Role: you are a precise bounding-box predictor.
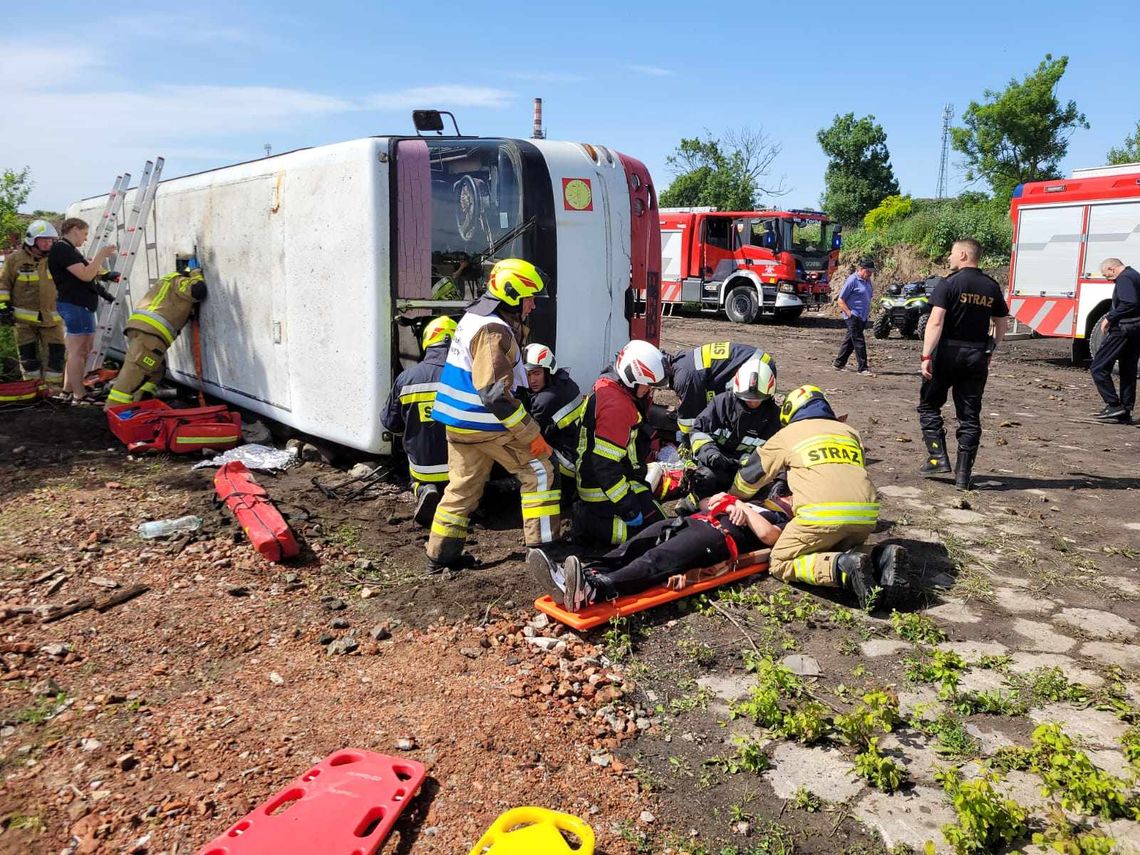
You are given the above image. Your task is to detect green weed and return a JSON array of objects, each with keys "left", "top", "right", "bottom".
[
  {"left": 853, "top": 737, "right": 908, "bottom": 792},
  {"left": 936, "top": 767, "right": 1028, "bottom": 855},
  {"left": 890, "top": 611, "right": 946, "bottom": 645},
  {"left": 792, "top": 786, "right": 823, "bottom": 813}
]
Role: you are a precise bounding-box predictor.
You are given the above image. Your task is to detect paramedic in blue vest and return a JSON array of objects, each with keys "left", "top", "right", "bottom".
[
  {"left": 426, "top": 259, "right": 560, "bottom": 574},
  {"left": 522, "top": 342, "right": 585, "bottom": 511},
  {"left": 383, "top": 316, "right": 457, "bottom": 529}
]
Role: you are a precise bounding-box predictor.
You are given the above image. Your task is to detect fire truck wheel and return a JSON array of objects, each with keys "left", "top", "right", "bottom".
[
  {"left": 1088, "top": 314, "right": 1107, "bottom": 361},
  {"left": 724, "top": 286, "right": 760, "bottom": 325}
]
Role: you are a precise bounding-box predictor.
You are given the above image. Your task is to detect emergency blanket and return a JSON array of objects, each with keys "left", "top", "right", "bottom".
[
  {"left": 0, "top": 379, "right": 46, "bottom": 406},
  {"left": 213, "top": 461, "right": 300, "bottom": 562},
  {"left": 191, "top": 443, "right": 298, "bottom": 472},
  {"left": 535, "top": 548, "right": 770, "bottom": 631},
  {"left": 105, "top": 399, "right": 242, "bottom": 454}
]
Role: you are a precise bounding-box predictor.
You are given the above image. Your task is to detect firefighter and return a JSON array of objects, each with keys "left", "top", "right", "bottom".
[
  {"left": 530, "top": 492, "right": 786, "bottom": 612},
  {"left": 0, "top": 220, "right": 66, "bottom": 390},
  {"left": 426, "top": 258, "right": 559, "bottom": 574},
  {"left": 383, "top": 316, "right": 457, "bottom": 528},
  {"left": 522, "top": 343, "right": 585, "bottom": 507},
  {"left": 106, "top": 266, "right": 208, "bottom": 405},
  {"left": 917, "top": 238, "right": 1009, "bottom": 489},
  {"left": 681, "top": 354, "right": 781, "bottom": 511},
  {"left": 665, "top": 341, "right": 774, "bottom": 435},
  {"left": 574, "top": 339, "right": 668, "bottom": 546},
  {"left": 731, "top": 384, "right": 909, "bottom": 609}
]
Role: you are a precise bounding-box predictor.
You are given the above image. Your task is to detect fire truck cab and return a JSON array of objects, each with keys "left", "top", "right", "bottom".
[
  {"left": 1009, "top": 163, "right": 1140, "bottom": 362},
  {"left": 657, "top": 208, "right": 840, "bottom": 324}
]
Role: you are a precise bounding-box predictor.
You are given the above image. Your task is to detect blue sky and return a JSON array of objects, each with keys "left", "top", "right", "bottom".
[{"left": 5, "top": 0, "right": 1139, "bottom": 213}]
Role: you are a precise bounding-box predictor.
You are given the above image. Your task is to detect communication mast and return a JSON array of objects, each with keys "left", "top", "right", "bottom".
[{"left": 936, "top": 104, "right": 953, "bottom": 199}]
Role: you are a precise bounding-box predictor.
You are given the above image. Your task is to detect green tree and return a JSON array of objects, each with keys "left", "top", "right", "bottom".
[
  {"left": 816, "top": 113, "right": 899, "bottom": 225},
  {"left": 1107, "top": 121, "right": 1140, "bottom": 165},
  {"left": 951, "top": 55, "right": 1088, "bottom": 200},
  {"left": 659, "top": 128, "right": 785, "bottom": 211},
  {"left": 1, "top": 168, "right": 33, "bottom": 248}
]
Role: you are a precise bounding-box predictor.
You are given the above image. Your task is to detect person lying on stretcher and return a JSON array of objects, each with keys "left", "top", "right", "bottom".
[{"left": 527, "top": 493, "right": 787, "bottom": 613}]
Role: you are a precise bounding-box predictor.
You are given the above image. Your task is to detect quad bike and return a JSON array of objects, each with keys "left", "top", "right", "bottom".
[{"left": 872, "top": 276, "right": 940, "bottom": 340}]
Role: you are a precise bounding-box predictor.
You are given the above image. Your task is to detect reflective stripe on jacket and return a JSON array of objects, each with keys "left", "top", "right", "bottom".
[
  {"left": 0, "top": 248, "right": 61, "bottom": 327},
  {"left": 125, "top": 271, "right": 204, "bottom": 344},
  {"left": 382, "top": 344, "right": 449, "bottom": 482}
]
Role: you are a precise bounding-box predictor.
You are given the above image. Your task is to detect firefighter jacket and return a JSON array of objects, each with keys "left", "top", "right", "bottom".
[
  {"left": 125, "top": 270, "right": 207, "bottom": 345},
  {"left": 730, "top": 405, "right": 879, "bottom": 528},
  {"left": 668, "top": 342, "right": 773, "bottom": 432},
  {"left": 0, "top": 248, "right": 61, "bottom": 328},
  {"left": 690, "top": 392, "right": 781, "bottom": 471},
  {"left": 576, "top": 371, "right": 652, "bottom": 520},
  {"left": 382, "top": 343, "right": 449, "bottom": 484},
  {"left": 528, "top": 368, "right": 585, "bottom": 475},
  {"left": 433, "top": 309, "right": 539, "bottom": 443}
]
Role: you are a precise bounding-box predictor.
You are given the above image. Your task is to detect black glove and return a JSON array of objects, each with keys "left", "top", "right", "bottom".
[
  {"left": 0, "top": 304, "right": 12, "bottom": 325},
  {"left": 98, "top": 271, "right": 121, "bottom": 283},
  {"left": 190, "top": 280, "right": 208, "bottom": 301},
  {"left": 698, "top": 446, "right": 737, "bottom": 474},
  {"left": 95, "top": 282, "right": 115, "bottom": 303}
]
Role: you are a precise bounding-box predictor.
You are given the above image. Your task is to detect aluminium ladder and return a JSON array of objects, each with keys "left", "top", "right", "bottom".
[{"left": 86, "top": 158, "right": 164, "bottom": 374}]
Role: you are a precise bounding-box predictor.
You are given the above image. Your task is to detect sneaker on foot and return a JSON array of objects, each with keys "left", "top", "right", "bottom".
[
  {"left": 562, "top": 555, "right": 596, "bottom": 613},
  {"left": 857, "top": 369, "right": 875, "bottom": 377},
  {"left": 526, "top": 548, "right": 564, "bottom": 600},
  {"left": 832, "top": 362, "right": 846, "bottom": 371},
  {"left": 1095, "top": 405, "right": 1129, "bottom": 421}
]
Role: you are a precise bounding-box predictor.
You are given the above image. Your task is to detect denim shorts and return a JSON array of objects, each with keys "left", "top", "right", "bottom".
[{"left": 57, "top": 301, "right": 97, "bottom": 335}]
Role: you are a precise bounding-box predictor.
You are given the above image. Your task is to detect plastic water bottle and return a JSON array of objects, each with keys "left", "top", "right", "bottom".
[{"left": 137, "top": 515, "right": 203, "bottom": 539}]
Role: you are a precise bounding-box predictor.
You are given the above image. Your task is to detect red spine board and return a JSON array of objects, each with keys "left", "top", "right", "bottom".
[{"left": 213, "top": 461, "right": 299, "bottom": 562}]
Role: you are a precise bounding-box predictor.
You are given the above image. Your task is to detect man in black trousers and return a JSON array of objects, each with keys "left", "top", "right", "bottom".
[
  {"left": 1090, "top": 258, "right": 1140, "bottom": 425},
  {"left": 917, "top": 238, "right": 1009, "bottom": 490},
  {"left": 833, "top": 258, "right": 876, "bottom": 376}
]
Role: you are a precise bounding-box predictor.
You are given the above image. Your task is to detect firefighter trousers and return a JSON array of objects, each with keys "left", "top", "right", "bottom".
[
  {"left": 573, "top": 484, "right": 664, "bottom": 547},
  {"left": 15, "top": 323, "right": 65, "bottom": 385},
  {"left": 589, "top": 516, "right": 756, "bottom": 597},
  {"left": 917, "top": 343, "right": 989, "bottom": 453},
  {"left": 769, "top": 518, "right": 875, "bottom": 588},
  {"left": 108, "top": 331, "right": 168, "bottom": 405},
  {"left": 426, "top": 430, "right": 560, "bottom": 563}
]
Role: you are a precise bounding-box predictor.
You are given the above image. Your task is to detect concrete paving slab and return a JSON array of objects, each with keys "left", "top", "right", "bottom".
[
  {"left": 762, "top": 742, "right": 863, "bottom": 803},
  {"left": 993, "top": 586, "right": 1056, "bottom": 616},
  {"left": 1028, "top": 702, "right": 1129, "bottom": 748},
  {"left": 860, "top": 639, "right": 914, "bottom": 658},
  {"left": 878, "top": 731, "right": 947, "bottom": 784},
  {"left": 1010, "top": 618, "right": 1077, "bottom": 653},
  {"left": 957, "top": 669, "right": 1009, "bottom": 694},
  {"left": 937, "top": 640, "right": 1010, "bottom": 660},
  {"left": 696, "top": 673, "right": 753, "bottom": 703},
  {"left": 964, "top": 722, "right": 1016, "bottom": 755},
  {"left": 1054, "top": 607, "right": 1138, "bottom": 640},
  {"left": 1006, "top": 652, "right": 1105, "bottom": 688},
  {"left": 941, "top": 508, "right": 986, "bottom": 525},
  {"left": 854, "top": 785, "right": 955, "bottom": 854},
  {"left": 1081, "top": 641, "right": 1140, "bottom": 671},
  {"left": 898, "top": 685, "right": 947, "bottom": 722},
  {"left": 924, "top": 601, "right": 982, "bottom": 624},
  {"left": 879, "top": 485, "right": 924, "bottom": 499}
]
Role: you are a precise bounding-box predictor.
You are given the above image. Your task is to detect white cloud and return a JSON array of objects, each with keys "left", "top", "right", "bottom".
[
  {"left": 366, "top": 85, "right": 514, "bottom": 111},
  {"left": 627, "top": 64, "right": 674, "bottom": 77},
  {"left": 0, "top": 44, "right": 105, "bottom": 79}
]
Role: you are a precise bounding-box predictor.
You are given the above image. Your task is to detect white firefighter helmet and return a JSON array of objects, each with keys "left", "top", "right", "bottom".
[
  {"left": 523, "top": 343, "right": 556, "bottom": 372},
  {"left": 732, "top": 354, "right": 777, "bottom": 401},
  {"left": 24, "top": 219, "right": 59, "bottom": 246},
  {"left": 615, "top": 339, "right": 667, "bottom": 388}
]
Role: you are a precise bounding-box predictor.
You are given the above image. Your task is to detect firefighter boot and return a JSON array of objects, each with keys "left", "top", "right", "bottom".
[
  {"left": 413, "top": 484, "right": 441, "bottom": 529},
  {"left": 425, "top": 550, "right": 479, "bottom": 576},
  {"left": 919, "top": 430, "right": 952, "bottom": 477},
  {"left": 837, "top": 551, "right": 877, "bottom": 610},
  {"left": 955, "top": 448, "right": 977, "bottom": 491},
  {"left": 673, "top": 494, "right": 700, "bottom": 517},
  {"left": 871, "top": 544, "right": 911, "bottom": 608}
]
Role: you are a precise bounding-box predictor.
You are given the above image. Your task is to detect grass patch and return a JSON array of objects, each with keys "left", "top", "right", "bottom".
[{"left": 890, "top": 611, "right": 946, "bottom": 645}]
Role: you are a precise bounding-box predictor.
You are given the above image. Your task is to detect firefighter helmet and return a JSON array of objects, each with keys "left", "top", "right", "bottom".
[
  {"left": 24, "top": 219, "right": 58, "bottom": 246},
  {"left": 732, "top": 354, "right": 777, "bottom": 401},
  {"left": 779, "top": 384, "right": 828, "bottom": 426},
  {"left": 616, "top": 340, "right": 667, "bottom": 388},
  {"left": 523, "top": 343, "right": 556, "bottom": 371},
  {"left": 486, "top": 258, "right": 546, "bottom": 307},
  {"left": 421, "top": 316, "right": 457, "bottom": 350}
]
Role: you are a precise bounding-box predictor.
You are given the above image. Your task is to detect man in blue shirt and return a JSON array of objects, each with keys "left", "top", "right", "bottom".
[{"left": 833, "top": 258, "right": 876, "bottom": 375}]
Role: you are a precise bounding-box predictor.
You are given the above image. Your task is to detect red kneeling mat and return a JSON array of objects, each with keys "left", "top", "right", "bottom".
[
  {"left": 214, "top": 461, "right": 299, "bottom": 562},
  {"left": 197, "top": 749, "right": 426, "bottom": 855}
]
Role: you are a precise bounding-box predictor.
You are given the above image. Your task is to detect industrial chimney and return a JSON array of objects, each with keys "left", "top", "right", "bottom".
[{"left": 532, "top": 98, "right": 545, "bottom": 139}]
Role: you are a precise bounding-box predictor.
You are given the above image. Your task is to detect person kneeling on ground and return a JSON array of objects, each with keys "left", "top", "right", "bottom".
[
  {"left": 731, "top": 384, "right": 909, "bottom": 609},
  {"left": 530, "top": 492, "right": 785, "bottom": 612}
]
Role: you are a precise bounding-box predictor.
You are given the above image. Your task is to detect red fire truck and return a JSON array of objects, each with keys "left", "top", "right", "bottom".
[
  {"left": 656, "top": 208, "right": 840, "bottom": 324},
  {"left": 1009, "top": 163, "right": 1140, "bottom": 361}
]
